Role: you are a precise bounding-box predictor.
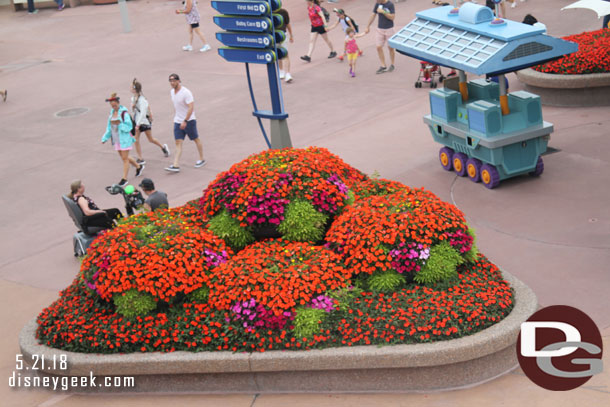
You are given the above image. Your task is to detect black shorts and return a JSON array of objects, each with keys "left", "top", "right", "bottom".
[
  {"left": 138, "top": 124, "right": 151, "bottom": 132},
  {"left": 190, "top": 22, "right": 199, "bottom": 28},
  {"left": 311, "top": 25, "right": 326, "bottom": 34}
]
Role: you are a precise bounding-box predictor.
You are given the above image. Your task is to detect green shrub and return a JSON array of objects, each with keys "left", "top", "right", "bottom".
[
  {"left": 415, "top": 241, "right": 463, "bottom": 285},
  {"left": 327, "top": 287, "right": 361, "bottom": 311},
  {"left": 187, "top": 286, "right": 210, "bottom": 303},
  {"left": 462, "top": 227, "right": 479, "bottom": 264},
  {"left": 113, "top": 289, "right": 157, "bottom": 318},
  {"left": 293, "top": 307, "right": 327, "bottom": 339},
  {"left": 278, "top": 199, "right": 328, "bottom": 242},
  {"left": 345, "top": 190, "right": 355, "bottom": 207},
  {"left": 208, "top": 210, "right": 254, "bottom": 250},
  {"left": 367, "top": 269, "right": 405, "bottom": 293}
]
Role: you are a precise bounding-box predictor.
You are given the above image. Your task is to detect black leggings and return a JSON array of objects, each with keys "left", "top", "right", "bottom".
[{"left": 84, "top": 208, "right": 123, "bottom": 229}]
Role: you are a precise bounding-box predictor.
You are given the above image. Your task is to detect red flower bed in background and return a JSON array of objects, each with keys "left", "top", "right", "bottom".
[{"left": 533, "top": 28, "right": 610, "bottom": 74}]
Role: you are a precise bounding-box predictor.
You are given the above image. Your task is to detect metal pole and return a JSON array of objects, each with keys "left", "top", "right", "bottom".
[
  {"left": 458, "top": 70, "right": 469, "bottom": 102},
  {"left": 498, "top": 73, "right": 510, "bottom": 115},
  {"left": 118, "top": 0, "right": 131, "bottom": 33}
]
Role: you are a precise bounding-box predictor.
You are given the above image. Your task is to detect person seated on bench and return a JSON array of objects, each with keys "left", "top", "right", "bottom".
[{"left": 68, "top": 180, "right": 123, "bottom": 229}]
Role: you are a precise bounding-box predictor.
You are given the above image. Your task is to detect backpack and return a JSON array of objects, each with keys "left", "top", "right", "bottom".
[
  {"left": 321, "top": 6, "right": 330, "bottom": 23},
  {"left": 121, "top": 110, "right": 135, "bottom": 136},
  {"left": 345, "top": 15, "right": 359, "bottom": 33}
]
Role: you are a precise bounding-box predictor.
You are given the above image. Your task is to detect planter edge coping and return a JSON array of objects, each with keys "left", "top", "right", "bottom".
[
  {"left": 19, "top": 269, "right": 536, "bottom": 376},
  {"left": 516, "top": 68, "right": 610, "bottom": 89}
]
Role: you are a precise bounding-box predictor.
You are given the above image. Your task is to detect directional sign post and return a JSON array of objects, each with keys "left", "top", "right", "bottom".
[{"left": 212, "top": 0, "right": 292, "bottom": 149}]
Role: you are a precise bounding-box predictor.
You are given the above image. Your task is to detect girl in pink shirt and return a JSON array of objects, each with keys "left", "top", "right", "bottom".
[{"left": 344, "top": 27, "right": 367, "bottom": 77}]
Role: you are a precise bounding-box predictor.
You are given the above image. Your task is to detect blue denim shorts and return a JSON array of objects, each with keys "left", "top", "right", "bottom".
[{"left": 173, "top": 120, "right": 199, "bottom": 141}]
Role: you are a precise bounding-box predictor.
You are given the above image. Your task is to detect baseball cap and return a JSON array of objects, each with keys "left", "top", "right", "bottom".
[
  {"left": 334, "top": 8, "right": 345, "bottom": 14},
  {"left": 139, "top": 178, "right": 155, "bottom": 190},
  {"left": 169, "top": 73, "right": 180, "bottom": 81}
]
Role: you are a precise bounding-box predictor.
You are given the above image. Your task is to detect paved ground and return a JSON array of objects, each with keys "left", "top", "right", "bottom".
[{"left": 1, "top": 0, "right": 608, "bottom": 405}]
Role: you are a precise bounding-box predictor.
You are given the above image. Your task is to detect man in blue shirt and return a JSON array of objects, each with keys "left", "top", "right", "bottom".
[{"left": 365, "top": 0, "right": 396, "bottom": 74}]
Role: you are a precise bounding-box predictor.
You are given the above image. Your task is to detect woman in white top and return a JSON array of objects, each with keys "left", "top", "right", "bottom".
[{"left": 131, "top": 79, "right": 170, "bottom": 165}]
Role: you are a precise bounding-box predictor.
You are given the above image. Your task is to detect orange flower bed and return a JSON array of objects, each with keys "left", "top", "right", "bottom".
[
  {"left": 325, "top": 187, "right": 471, "bottom": 276},
  {"left": 36, "top": 147, "right": 513, "bottom": 355},
  {"left": 200, "top": 147, "right": 367, "bottom": 227},
  {"left": 81, "top": 210, "right": 233, "bottom": 302},
  {"left": 208, "top": 239, "right": 351, "bottom": 316}
]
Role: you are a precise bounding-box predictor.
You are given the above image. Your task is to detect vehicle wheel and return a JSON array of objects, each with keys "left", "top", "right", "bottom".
[
  {"left": 431, "top": 81, "right": 437, "bottom": 88},
  {"left": 481, "top": 164, "right": 500, "bottom": 189},
  {"left": 466, "top": 158, "right": 482, "bottom": 182},
  {"left": 414, "top": 82, "right": 419, "bottom": 88},
  {"left": 439, "top": 75, "right": 445, "bottom": 83},
  {"left": 453, "top": 152, "right": 468, "bottom": 177},
  {"left": 529, "top": 156, "right": 544, "bottom": 176},
  {"left": 439, "top": 147, "right": 454, "bottom": 171}
]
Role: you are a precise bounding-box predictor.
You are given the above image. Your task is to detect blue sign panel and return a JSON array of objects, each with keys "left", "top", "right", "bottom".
[
  {"left": 211, "top": 1, "right": 270, "bottom": 16},
  {"left": 213, "top": 16, "right": 273, "bottom": 33},
  {"left": 218, "top": 47, "right": 276, "bottom": 64},
  {"left": 216, "top": 32, "right": 274, "bottom": 49}
]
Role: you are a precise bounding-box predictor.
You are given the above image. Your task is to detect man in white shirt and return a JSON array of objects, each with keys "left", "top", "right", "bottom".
[{"left": 165, "top": 73, "right": 206, "bottom": 172}]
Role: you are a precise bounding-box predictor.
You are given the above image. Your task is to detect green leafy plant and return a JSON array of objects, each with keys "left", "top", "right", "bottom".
[
  {"left": 113, "top": 289, "right": 157, "bottom": 318},
  {"left": 187, "top": 286, "right": 210, "bottom": 303},
  {"left": 327, "top": 287, "right": 360, "bottom": 311},
  {"left": 367, "top": 269, "right": 405, "bottom": 293},
  {"left": 345, "top": 190, "right": 355, "bottom": 207},
  {"left": 293, "top": 306, "right": 327, "bottom": 339},
  {"left": 278, "top": 199, "right": 328, "bottom": 242},
  {"left": 208, "top": 210, "right": 254, "bottom": 250},
  {"left": 415, "top": 241, "right": 463, "bottom": 285}
]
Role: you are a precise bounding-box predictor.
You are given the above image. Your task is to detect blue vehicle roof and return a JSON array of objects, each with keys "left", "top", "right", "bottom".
[{"left": 389, "top": 4, "right": 578, "bottom": 76}]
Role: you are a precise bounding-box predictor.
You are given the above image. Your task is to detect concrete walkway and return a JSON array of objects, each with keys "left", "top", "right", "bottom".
[{"left": 1, "top": 0, "right": 608, "bottom": 405}]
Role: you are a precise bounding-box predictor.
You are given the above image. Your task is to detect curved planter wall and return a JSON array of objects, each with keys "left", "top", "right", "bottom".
[
  {"left": 516, "top": 69, "right": 610, "bottom": 107},
  {"left": 19, "top": 270, "right": 537, "bottom": 393}
]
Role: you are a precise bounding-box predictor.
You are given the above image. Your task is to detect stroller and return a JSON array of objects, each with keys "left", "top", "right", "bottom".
[{"left": 415, "top": 61, "right": 444, "bottom": 88}]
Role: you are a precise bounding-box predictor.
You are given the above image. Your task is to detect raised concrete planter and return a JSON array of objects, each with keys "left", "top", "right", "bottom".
[
  {"left": 516, "top": 68, "right": 610, "bottom": 107},
  {"left": 19, "top": 270, "right": 537, "bottom": 393}
]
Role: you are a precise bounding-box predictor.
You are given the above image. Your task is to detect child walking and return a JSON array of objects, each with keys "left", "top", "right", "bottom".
[{"left": 344, "top": 28, "right": 366, "bottom": 77}]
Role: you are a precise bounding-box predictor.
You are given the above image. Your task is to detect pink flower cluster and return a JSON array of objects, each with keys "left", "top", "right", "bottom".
[
  {"left": 327, "top": 174, "right": 348, "bottom": 195},
  {"left": 85, "top": 255, "right": 110, "bottom": 294},
  {"left": 245, "top": 191, "right": 290, "bottom": 225},
  {"left": 446, "top": 229, "right": 473, "bottom": 254},
  {"left": 389, "top": 242, "right": 430, "bottom": 274},
  {"left": 200, "top": 173, "right": 245, "bottom": 213},
  {"left": 203, "top": 248, "right": 229, "bottom": 268},
  {"left": 229, "top": 298, "right": 294, "bottom": 331},
  {"left": 308, "top": 294, "right": 337, "bottom": 313}
]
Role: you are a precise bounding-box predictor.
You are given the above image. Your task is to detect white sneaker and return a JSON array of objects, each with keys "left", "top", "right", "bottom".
[
  {"left": 285, "top": 73, "right": 293, "bottom": 83},
  {"left": 200, "top": 44, "right": 211, "bottom": 52},
  {"left": 195, "top": 159, "right": 207, "bottom": 168},
  {"left": 279, "top": 70, "right": 285, "bottom": 79},
  {"left": 182, "top": 44, "right": 193, "bottom": 51}
]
